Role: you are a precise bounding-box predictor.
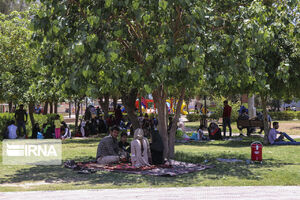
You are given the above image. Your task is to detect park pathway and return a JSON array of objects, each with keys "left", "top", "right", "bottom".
[{"left": 1, "top": 186, "right": 300, "bottom": 200}]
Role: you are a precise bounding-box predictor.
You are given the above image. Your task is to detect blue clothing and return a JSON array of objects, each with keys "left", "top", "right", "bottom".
[{"left": 271, "top": 132, "right": 300, "bottom": 145}]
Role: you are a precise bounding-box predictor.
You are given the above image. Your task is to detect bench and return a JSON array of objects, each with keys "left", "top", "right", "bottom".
[{"left": 237, "top": 119, "right": 264, "bottom": 129}]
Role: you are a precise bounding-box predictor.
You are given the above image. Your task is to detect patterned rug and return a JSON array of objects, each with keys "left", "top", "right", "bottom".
[{"left": 64, "top": 160, "right": 214, "bottom": 176}]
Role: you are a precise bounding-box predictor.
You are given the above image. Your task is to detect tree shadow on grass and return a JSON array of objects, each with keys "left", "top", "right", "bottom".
[
  {"left": 1, "top": 151, "right": 297, "bottom": 187},
  {"left": 0, "top": 156, "right": 199, "bottom": 187},
  {"left": 176, "top": 136, "right": 264, "bottom": 148},
  {"left": 173, "top": 151, "right": 297, "bottom": 181}
]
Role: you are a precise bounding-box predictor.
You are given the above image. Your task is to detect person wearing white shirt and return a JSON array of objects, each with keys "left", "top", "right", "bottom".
[
  {"left": 268, "top": 122, "right": 300, "bottom": 145},
  {"left": 7, "top": 121, "right": 18, "bottom": 139}
]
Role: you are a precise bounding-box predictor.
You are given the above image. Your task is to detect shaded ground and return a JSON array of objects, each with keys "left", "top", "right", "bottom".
[{"left": 1, "top": 135, "right": 300, "bottom": 191}]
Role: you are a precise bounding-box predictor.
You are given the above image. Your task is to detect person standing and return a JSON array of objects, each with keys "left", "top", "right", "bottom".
[
  {"left": 54, "top": 115, "right": 61, "bottom": 139},
  {"left": 222, "top": 100, "right": 232, "bottom": 138},
  {"left": 114, "top": 105, "right": 123, "bottom": 126},
  {"left": 15, "top": 104, "right": 27, "bottom": 138}
]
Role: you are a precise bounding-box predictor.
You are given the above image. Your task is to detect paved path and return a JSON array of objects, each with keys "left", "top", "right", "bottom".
[{"left": 1, "top": 186, "right": 300, "bottom": 200}]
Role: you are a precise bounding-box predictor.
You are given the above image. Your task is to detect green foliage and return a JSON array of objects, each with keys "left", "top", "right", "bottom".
[
  {"left": 210, "top": 98, "right": 240, "bottom": 122},
  {"left": 0, "top": 11, "right": 39, "bottom": 103},
  {"left": 186, "top": 114, "right": 201, "bottom": 122},
  {"left": 269, "top": 111, "right": 299, "bottom": 121},
  {"left": 0, "top": 113, "right": 15, "bottom": 138}
]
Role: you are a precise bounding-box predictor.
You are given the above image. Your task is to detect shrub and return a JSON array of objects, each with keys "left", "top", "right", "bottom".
[
  {"left": 269, "top": 111, "right": 298, "bottom": 120},
  {"left": 186, "top": 114, "right": 201, "bottom": 122}
]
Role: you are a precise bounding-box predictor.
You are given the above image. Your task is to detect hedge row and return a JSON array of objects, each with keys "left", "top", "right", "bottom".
[
  {"left": 269, "top": 111, "right": 300, "bottom": 120},
  {"left": 186, "top": 113, "right": 239, "bottom": 122},
  {"left": 186, "top": 111, "right": 300, "bottom": 122},
  {"left": 0, "top": 113, "right": 64, "bottom": 139}
]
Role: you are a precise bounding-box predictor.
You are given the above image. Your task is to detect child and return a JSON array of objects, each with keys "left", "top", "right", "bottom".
[
  {"left": 197, "top": 125, "right": 207, "bottom": 140},
  {"left": 54, "top": 115, "right": 61, "bottom": 139},
  {"left": 119, "top": 132, "right": 130, "bottom": 159},
  {"left": 61, "top": 121, "right": 72, "bottom": 139}
]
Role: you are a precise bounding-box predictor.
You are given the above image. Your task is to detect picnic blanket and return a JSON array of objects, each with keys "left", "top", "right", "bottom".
[{"left": 64, "top": 160, "right": 214, "bottom": 177}]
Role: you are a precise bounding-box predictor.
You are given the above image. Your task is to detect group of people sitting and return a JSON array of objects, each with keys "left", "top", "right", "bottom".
[
  {"left": 176, "top": 119, "right": 299, "bottom": 145},
  {"left": 96, "top": 126, "right": 164, "bottom": 167},
  {"left": 4, "top": 114, "right": 71, "bottom": 140}
]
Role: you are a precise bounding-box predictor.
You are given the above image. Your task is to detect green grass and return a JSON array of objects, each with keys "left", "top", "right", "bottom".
[
  {"left": 185, "top": 120, "right": 300, "bottom": 135},
  {"left": 0, "top": 136, "right": 300, "bottom": 192}
]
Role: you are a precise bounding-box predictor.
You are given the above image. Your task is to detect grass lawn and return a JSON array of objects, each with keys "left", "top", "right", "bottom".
[
  {"left": 185, "top": 120, "right": 300, "bottom": 135},
  {"left": 0, "top": 136, "right": 300, "bottom": 192}
]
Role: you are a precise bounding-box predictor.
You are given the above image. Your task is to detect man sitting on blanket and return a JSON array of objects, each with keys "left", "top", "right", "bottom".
[
  {"left": 96, "top": 126, "right": 122, "bottom": 164},
  {"left": 268, "top": 122, "right": 300, "bottom": 145}
]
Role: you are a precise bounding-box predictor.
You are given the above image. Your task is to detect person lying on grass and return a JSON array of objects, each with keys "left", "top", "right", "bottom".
[{"left": 268, "top": 122, "right": 300, "bottom": 145}]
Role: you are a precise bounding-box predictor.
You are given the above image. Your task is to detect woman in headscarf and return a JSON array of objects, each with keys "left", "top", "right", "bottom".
[
  {"left": 208, "top": 122, "right": 222, "bottom": 140},
  {"left": 131, "top": 128, "right": 151, "bottom": 167},
  {"left": 150, "top": 130, "right": 164, "bottom": 165}
]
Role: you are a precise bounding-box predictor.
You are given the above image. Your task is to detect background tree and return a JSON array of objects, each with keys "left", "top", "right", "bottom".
[{"left": 204, "top": 1, "right": 300, "bottom": 143}]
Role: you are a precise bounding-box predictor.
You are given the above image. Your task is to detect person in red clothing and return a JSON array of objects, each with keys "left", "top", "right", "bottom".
[{"left": 222, "top": 100, "right": 232, "bottom": 137}]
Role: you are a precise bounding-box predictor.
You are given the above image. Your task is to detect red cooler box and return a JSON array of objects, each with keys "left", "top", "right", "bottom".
[{"left": 251, "top": 141, "right": 263, "bottom": 161}]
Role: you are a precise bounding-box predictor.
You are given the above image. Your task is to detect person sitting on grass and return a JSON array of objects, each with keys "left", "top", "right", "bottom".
[
  {"left": 32, "top": 123, "right": 40, "bottom": 139},
  {"left": 150, "top": 130, "right": 164, "bottom": 165},
  {"left": 118, "top": 131, "right": 130, "bottom": 157},
  {"left": 7, "top": 120, "right": 18, "bottom": 139},
  {"left": 61, "top": 121, "right": 72, "bottom": 139},
  {"left": 197, "top": 125, "right": 208, "bottom": 140},
  {"left": 208, "top": 122, "right": 222, "bottom": 140},
  {"left": 96, "top": 126, "right": 121, "bottom": 165},
  {"left": 131, "top": 128, "right": 151, "bottom": 167},
  {"left": 42, "top": 123, "right": 53, "bottom": 139},
  {"left": 268, "top": 122, "right": 300, "bottom": 145}
]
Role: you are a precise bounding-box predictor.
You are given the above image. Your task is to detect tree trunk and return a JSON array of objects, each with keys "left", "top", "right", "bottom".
[
  {"left": 49, "top": 102, "right": 53, "bottom": 114},
  {"left": 121, "top": 89, "right": 140, "bottom": 130},
  {"left": 153, "top": 85, "right": 168, "bottom": 160},
  {"left": 99, "top": 94, "right": 110, "bottom": 119},
  {"left": 28, "top": 101, "right": 35, "bottom": 138},
  {"left": 69, "top": 101, "right": 72, "bottom": 118},
  {"left": 261, "top": 94, "right": 270, "bottom": 144},
  {"left": 54, "top": 101, "right": 58, "bottom": 113},
  {"left": 8, "top": 101, "right": 12, "bottom": 113},
  {"left": 75, "top": 99, "right": 80, "bottom": 133},
  {"left": 43, "top": 101, "right": 48, "bottom": 115},
  {"left": 169, "top": 87, "right": 185, "bottom": 159}
]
